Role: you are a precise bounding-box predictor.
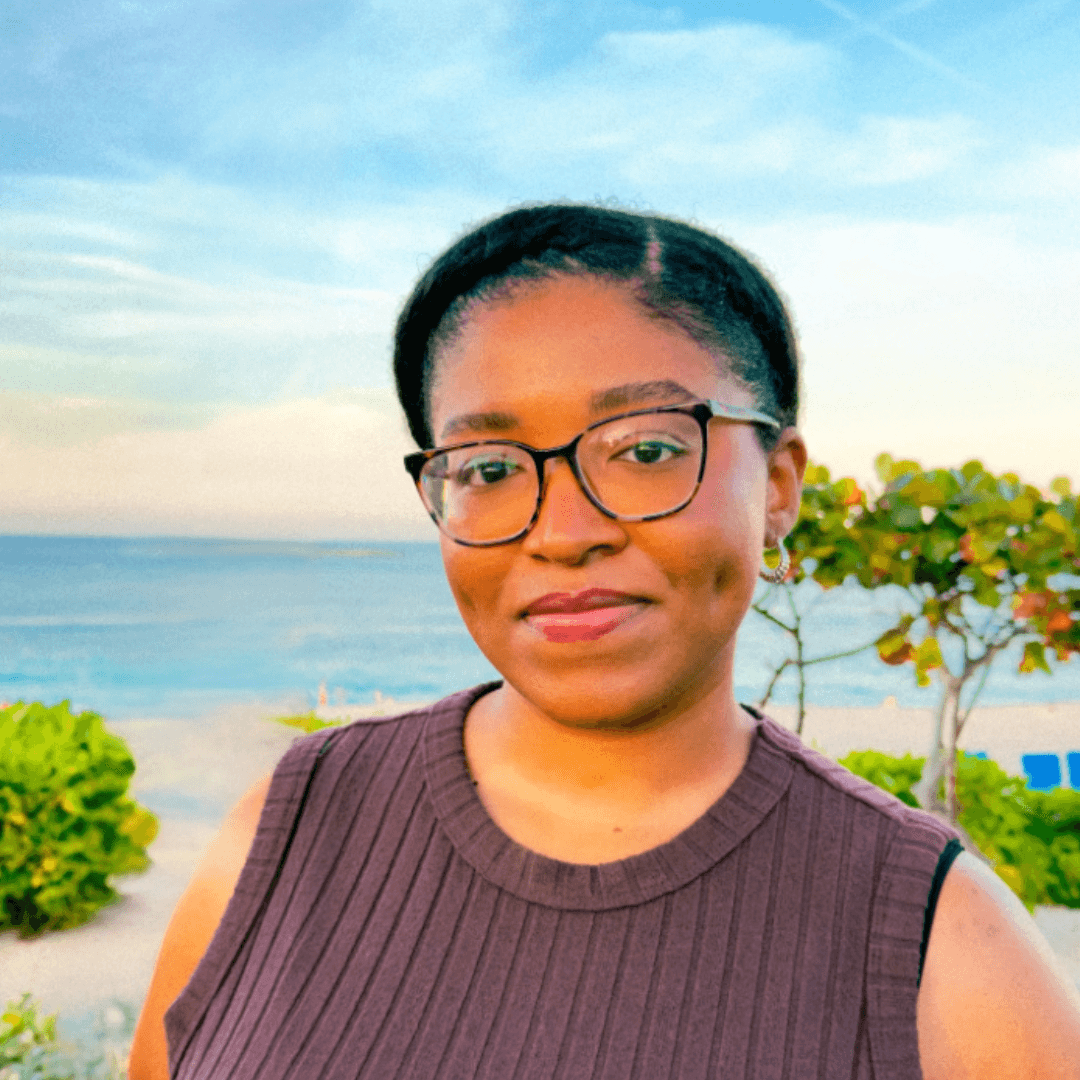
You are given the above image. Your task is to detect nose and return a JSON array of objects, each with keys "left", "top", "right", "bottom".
[{"left": 521, "top": 456, "right": 627, "bottom": 563}]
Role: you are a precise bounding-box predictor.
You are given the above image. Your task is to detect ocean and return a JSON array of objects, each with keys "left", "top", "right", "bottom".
[{"left": 2, "top": 534, "right": 1078, "bottom": 721}]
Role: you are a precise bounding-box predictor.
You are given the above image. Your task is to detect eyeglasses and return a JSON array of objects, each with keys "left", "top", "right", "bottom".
[{"left": 404, "top": 400, "right": 780, "bottom": 547}]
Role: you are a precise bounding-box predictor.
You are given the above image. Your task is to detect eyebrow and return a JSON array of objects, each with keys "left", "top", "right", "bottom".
[
  {"left": 439, "top": 380, "right": 697, "bottom": 442},
  {"left": 589, "top": 380, "right": 696, "bottom": 411},
  {"left": 439, "top": 410, "right": 521, "bottom": 440}
]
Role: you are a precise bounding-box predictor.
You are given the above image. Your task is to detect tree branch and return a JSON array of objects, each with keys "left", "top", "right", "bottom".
[
  {"left": 955, "top": 659, "right": 994, "bottom": 741},
  {"left": 802, "top": 640, "right": 878, "bottom": 665},
  {"left": 751, "top": 603, "right": 797, "bottom": 635},
  {"left": 757, "top": 658, "right": 793, "bottom": 711}
]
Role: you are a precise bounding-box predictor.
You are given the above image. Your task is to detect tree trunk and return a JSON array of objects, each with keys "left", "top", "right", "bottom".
[
  {"left": 914, "top": 679, "right": 950, "bottom": 813},
  {"left": 943, "top": 675, "right": 963, "bottom": 822},
  {"left": 914, "top": 676, "right": 964, "bottom": 821}
]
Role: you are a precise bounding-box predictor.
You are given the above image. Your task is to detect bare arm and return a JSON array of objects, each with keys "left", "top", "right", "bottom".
[
  {"left": 128, "top": 774, "right": 272, "bottom": 1080},
  {"left": 917, "top": 851, "right": 1080, "bottom": 1079}
]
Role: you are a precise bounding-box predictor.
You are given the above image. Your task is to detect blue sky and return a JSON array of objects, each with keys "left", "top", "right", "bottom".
[{"left": 2, "top": 0, "right": 1078, "bottom": 538}]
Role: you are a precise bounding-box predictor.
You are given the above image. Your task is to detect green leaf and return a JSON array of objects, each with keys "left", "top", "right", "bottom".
[
  {"left": 119, "top": 806, "right": 159, "bottom": 848},
  {"left": 271, "top": 710, "right": 342, "bottom": 734},
  {"left": 927, "top": 532, "right": 958, "bottom": 564},
  {"left": 876, "top": 623, "right": 914, "bottom": 666},
  {"left": 1007, "top": 494, "right": 1037, "bottom": 523},
  {"left": 882, "top": 458, "right": 922, "bottom": 486},
  {"left": 890, "top": 504, "right": 922, "bottom": 530},
  {"left": 916, "top": 637, "right": 944, "bottom": 670},
  {"left": 901, "top": 476, "right": 948, "bottom": 507},
  {"left": 873, "top": 452, "right": 894, "bottom": 483},
  {"left": 1020, "top": 641, "right": 1052, "bottom": 675},
  {"left": 1041, "top": 509, "right": 1071, "bottom": 534}
]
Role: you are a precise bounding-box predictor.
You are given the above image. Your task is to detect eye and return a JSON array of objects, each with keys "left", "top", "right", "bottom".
[
  {"left": 616, "top": 439, "right": 688, "bottom": 465},
  {"left": 455, "top": 453, "right": 522, "bottom": 486}
]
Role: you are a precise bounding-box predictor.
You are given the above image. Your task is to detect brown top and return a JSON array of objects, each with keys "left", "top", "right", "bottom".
[{"left": 165, "top": 682, "right": 960, "bottom": 1078}]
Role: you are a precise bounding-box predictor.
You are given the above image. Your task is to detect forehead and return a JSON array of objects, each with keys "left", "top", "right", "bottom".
[{"left": 429, "top": 275, "right": 745, "bottom": 443}]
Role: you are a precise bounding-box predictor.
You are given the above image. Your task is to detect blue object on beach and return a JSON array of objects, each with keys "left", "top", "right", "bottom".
[
  {"left": 1067, "top": 752, "right": 1080, "bottom": 789},
  {"left": 1022, "top": 753, "right": 1062, "bottom": 791},
  {"left": 969, "top": 751, "right": 988, "bottom": 760}
]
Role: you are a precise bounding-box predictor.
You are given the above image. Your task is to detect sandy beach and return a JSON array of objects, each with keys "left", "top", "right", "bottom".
[{"left": 2, "top": 696, "right": 1078, "bottom": 1039}]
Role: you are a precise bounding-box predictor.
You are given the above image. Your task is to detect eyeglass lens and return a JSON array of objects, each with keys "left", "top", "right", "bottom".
[{"left": 418, "top": 410, "right": 704, "bottom": 543}]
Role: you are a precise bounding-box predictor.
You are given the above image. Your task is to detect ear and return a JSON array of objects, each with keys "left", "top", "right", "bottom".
[{"left": 764, "top": 427, "right": 807, "bottom": 546}]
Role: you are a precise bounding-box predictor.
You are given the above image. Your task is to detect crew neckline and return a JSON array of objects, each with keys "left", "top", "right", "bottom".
[{"left": 422, "top": 682, "right": 796, "bottom": 911}]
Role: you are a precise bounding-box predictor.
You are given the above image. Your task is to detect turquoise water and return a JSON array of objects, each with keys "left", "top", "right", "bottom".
[{"left": 1, "top": 535, "right": 1077, "bottom": 720}]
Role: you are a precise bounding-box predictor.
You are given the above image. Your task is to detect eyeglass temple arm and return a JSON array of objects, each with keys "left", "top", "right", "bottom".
[{"left": 703, "top": 400, "right": 781, "bottom": 429}]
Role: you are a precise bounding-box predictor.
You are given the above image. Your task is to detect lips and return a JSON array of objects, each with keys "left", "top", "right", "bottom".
[{"left": 522, "top": 588, "right": 648, "bottom": 643}]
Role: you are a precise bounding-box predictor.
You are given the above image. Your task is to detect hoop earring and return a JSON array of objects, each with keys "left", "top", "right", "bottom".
[{"left": 759, "top": 542, "right": 790, "bottom": 584}]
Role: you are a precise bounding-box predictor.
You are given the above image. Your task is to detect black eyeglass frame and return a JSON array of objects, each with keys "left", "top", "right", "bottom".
[{"left": 403, "top": 400, "right": 782, "bottom": 547}]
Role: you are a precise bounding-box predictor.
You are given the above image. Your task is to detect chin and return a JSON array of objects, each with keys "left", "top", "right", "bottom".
[{"left": 506, "top": 661, "right": 719, "bottom": 733}]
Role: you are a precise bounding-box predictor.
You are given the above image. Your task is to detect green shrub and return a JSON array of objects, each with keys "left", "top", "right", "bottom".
[
  {"left": 1024, "top": 788, "right": 1080, "bottom": 908},
  {"left": 839, "top": 747, "right": 1080, "bottom": 911},
  {"left": 1, "top": 993, "right": 63, "bottom": 1078},
  {"left": 270, "top": 710, "right": 342, "bottom": 735},
  {"left": 950, "top": 754, "right": 1064, "bottom": 910},
  {"left": 834, "top": 749, "right": 923, "bottom": 807},
  {"left": 1, "top": 994, "right": 131, "bottom": 1079},
  {"left": 0, "top": 702, "right": 158, "bottom": 937}
]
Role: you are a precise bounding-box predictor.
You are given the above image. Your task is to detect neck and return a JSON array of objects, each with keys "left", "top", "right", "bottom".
[{"left": 464, "top": 675, "right": 757, "bottom": 818}]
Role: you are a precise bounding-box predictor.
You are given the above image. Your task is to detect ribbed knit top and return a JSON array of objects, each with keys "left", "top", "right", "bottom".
[{"left": 165, "top": 682, "right": 961, "bottom": 1079}]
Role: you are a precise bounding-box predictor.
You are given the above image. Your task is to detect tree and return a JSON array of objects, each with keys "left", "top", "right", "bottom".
[
  {"left": 794, "top": 457, "right": 1079, "bottom": 821},
  {"left": 750, "top": 464, "right": 882, "bottom": 734}
]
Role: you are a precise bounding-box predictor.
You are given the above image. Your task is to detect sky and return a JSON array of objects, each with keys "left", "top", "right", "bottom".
[{"left": 2, "top": 0, "right": 1078, "bottom": 540}]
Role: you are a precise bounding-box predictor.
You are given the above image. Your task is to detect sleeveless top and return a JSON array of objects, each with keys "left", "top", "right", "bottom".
[{"left": 165, "top": 683, "right": 962, "bottom": 1079}]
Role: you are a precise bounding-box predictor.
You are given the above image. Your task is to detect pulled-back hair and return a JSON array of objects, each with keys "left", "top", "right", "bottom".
[{"left": 393, "top": 204, "right": 800, "bottom": 451}]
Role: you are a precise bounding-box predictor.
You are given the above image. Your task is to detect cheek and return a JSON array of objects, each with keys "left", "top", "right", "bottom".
[
  {"left": 439, "top": 538, "right": 477, "bottom": 613},
  {"left": 439, "top": 538, "right": 507, "bottom": 628},
  {"left": 658, "top": 461, "right": 767, "bottom": 598},
  {"left": 653, "top": 522, "right": 754, "bottom": 602}
]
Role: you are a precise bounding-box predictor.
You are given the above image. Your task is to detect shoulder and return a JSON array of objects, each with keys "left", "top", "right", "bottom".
[
  {"left": 918, "top": 851, "right": 1080, "bottom": 1079},
  {"left": 129, "top": 774, "right": 273, "bottom": 1080},
  {"left": 752, "top": 716, "right": 1080, "bottom": 1076},
  {"left": 755, "top": 715, "right": 956, "bottom": 843},
  {"left": 130, "top": 692, "right": 468, "bottom": 1080},
  {"left": 301, "top": 687, "right": 482, "bottom": 764}
]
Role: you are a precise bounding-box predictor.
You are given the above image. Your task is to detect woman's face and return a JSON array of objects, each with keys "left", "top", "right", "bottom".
[{"left": 428, "top": 274, "right": 805, "bottom": 731}]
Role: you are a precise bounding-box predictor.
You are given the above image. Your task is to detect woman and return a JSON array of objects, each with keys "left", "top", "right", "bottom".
[{"left": 131, "top": 205, "right": 1080, "bottom": 1079}]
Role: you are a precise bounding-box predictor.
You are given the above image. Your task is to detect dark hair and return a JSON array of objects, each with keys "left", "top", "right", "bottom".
[{"left": 393, "top": 204, "right": 800, "bottom": 451}]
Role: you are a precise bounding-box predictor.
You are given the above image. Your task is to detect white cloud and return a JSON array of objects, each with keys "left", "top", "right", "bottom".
[
  {"left": 1, "top": 214, "right": 148, "bottom": 249},
  {"left": 195, "top": 0, "right": 519, "bottom": 154},
  {"left": 725, "top": 215, "right": 1080, "bottom": 486},
  {"left": 0, "top": 391, "right": 218, "bottom": 447},
  {"left": 0, "top": 390, "right": 437, "bottom": 540},
  {"left": 135, "top": 13, "right": 981, "bottom": 195},
  {"left": 814, "top": 114, "right": 979, "bottom": 185},
  {"left": 609, "top": 113, "right": 976, "bottom": 188},
  {"left": 480, "top": 25, "right": 824, "bottom": 162},
  {"left": 1, "top": 174, "right": 483, "bottom": 284},
  {"left": 0, "top": 226, "right": 407, "bottom": 396},
  {"left": 456, "top": 23, "right": 980, "bottom": 193},
  {"left": 0, "top": 174, "right": 493, "bottom": 406},
  {"left": 989, "top": 144, "right": 1080, "bottom": 202}
]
